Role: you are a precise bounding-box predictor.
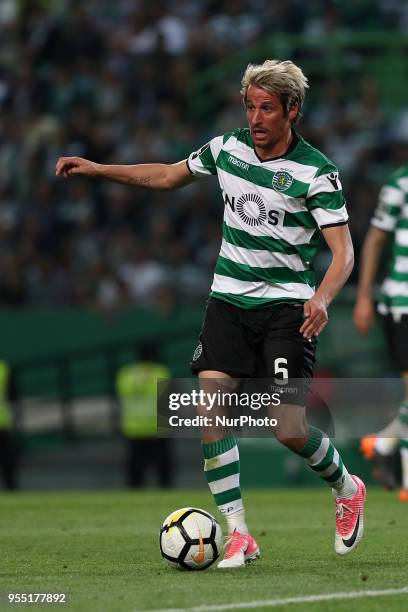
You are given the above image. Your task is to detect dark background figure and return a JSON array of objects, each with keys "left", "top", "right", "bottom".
[
  {"left": 0, "top": 361, "right": 18, "bottom": 490},
  {"left": 116, "top": 343, "right": 173, "bottom": 488}
]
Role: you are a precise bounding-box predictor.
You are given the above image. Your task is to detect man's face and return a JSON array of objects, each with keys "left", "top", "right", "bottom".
[{"left": 245, "top": 85, "right": 298, "bottom": 154}]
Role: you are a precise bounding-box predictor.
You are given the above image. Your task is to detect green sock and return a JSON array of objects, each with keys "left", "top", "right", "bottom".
[
  {"left": 202, "top": 436, "right": 247, "bottom": 533},
  {"left": 297, "top": 426, "right": 357, "bottom": 498}
]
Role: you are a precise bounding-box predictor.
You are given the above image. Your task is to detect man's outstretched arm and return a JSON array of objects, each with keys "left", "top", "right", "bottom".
[{"left": 55, "top": 157, "right": 196, "bottom": 191}]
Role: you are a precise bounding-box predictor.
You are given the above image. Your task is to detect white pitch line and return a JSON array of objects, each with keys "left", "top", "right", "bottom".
[{"left": 144, "top": 586, "right": 408, "bottom": 612}]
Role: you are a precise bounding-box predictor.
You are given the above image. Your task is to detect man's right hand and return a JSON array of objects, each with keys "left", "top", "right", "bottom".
[
  {"left": 56, "top": 156, "right": 100, "bottom": 178},
  {"left": 353, "top": 295, "right": 375, "bottom": 335}
]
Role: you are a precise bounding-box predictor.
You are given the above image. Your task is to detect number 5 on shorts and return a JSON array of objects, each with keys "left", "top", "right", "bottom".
[{"left": 274, "top": 357, "right": 288, "bottom": 385}]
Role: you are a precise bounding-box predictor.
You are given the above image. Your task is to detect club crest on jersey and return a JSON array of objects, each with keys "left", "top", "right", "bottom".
[
  {"left": 272, "top": 169, "right": 293, "bottom": 192},
  {"left": 192, "top": 342, "right": 202, "bottom": 361},
  {"left": 236, "top": 193, "right": 267, "bottom": 227}
]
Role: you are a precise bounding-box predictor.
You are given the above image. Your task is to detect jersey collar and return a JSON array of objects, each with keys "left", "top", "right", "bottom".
[{"left": 252, "top": 129, "right": 300, "bottom": 163}]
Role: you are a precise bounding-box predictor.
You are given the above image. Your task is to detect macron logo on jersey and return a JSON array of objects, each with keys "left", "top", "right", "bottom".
[{"left": 228, "top": 155, "right": 249, "bottom": 172}]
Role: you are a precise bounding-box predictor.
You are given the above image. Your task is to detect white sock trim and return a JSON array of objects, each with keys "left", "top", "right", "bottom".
[
  {"left": 225, "top": 507, "right": 248, "bottom": 535},
  {"left": 332, "top": 473, "right": 358, "bottom": 499}
]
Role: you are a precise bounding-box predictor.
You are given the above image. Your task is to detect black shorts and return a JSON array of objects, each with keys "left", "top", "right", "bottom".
[
  {"left": 381, "top": 313, "right": 408, "bottom": 372},
  {"left": 190, "top": 297, "right": 317, "bottom": 381}
]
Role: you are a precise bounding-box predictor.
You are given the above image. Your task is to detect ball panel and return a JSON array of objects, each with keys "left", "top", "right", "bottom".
[
  {"left": 159, "top": 523, "right": 187, "bottom": 558},
  {"left": 184, "top": 542, "right": 218, "bottom": 570},
  {"left": 181, "top": 511, "right": 214, "bottom": 540}
]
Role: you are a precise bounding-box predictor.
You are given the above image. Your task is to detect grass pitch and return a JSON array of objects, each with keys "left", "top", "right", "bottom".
[{"left": 0, "top": 488, "right": 407, "bottom": 611}]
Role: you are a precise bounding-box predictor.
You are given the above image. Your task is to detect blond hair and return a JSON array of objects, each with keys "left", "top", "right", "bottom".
[{"left": 241, "top": 59, "right": 309, "bottom": 123}]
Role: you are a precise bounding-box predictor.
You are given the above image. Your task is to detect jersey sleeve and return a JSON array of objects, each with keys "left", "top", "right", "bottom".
[
  {"left": 371, "top": 174, "right": 404, "bottom": 232},
  {"left": 187, "top": 136, "right": 223, "bottom": 178},
  {"left": 306, "top": 163, "right": 348, "bottom": 229}
]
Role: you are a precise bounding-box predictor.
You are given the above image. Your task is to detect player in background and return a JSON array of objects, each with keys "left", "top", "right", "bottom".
[
  {"left": 56, "top": 59, "right": 366, "bottom": 567},
  {"left": 353, "top": 166, "right": 408, "bottom": 501}
]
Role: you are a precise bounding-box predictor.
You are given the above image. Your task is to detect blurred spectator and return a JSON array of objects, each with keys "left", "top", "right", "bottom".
[
  {"left": 118, "top": 244, "right": 167, "bottom": 305},
  {"left": 89, "top": 258, "right": 131, "bottom": 314},
  {"left": 0, "top": 253, "right": 25, "bottom": 307}
]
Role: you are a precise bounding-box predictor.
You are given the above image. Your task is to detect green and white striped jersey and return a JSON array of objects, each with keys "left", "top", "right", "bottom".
[
  {"left": 371, "top": 165, "right": 408, "bottom": 316},
  {"left": 187, "top": 128, "right": 348, "bottom": 309}
]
